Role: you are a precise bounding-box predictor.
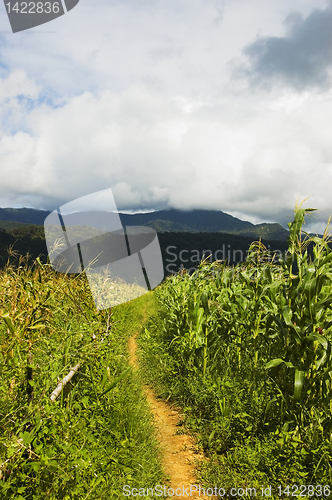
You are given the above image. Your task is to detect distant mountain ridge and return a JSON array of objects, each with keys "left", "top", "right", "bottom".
[
  {"left": 0, "top": 207, "right": 290, "bottom": 241},
  {"left": 119, "top": 210, "right": 290, "bottom": 241},
  {"left": 0, "top": 207, "right": 50, "bottom": 225}
]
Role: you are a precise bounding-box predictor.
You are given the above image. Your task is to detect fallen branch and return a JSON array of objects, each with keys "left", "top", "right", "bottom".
[{"left": 50, "top": 363, "right": 81, "bottom": 402}]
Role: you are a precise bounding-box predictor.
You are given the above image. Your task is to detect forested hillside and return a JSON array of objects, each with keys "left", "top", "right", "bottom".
[
  {"left": 0, "top": 223, "right": 291, "bottom": 275},
  {"left": 0, "top": 207, "right": 290, "bottom": 239}
]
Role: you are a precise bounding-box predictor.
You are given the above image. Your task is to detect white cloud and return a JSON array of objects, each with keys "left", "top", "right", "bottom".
[
  {"left": 0, "top": 0, "right": 328, "bottom": 97},
  {"left": 0, "top": 78, "right": 331, "bottom": 231},
  {"left": 0, "top": 0, "right": 331, "bottom": 233},
  {"left": 0, "top": 70, "right": 39, "bottom": 103}
]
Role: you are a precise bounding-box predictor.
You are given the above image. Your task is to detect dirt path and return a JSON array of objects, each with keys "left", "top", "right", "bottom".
[{"left": 128, "top": 301, "right": 216, "bottom": 499}]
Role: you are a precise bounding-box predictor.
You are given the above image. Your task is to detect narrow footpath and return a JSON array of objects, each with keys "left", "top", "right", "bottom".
[{"left": 128, "top": 301, "right": 216, "bottom": 500}]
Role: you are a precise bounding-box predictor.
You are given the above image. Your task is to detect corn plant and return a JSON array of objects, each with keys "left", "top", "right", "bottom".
[{"left": 153, "top": 202, "right": 332, "bottom": 484}]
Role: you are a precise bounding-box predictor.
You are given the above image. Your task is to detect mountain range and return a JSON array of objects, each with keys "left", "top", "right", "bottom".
[{"left": 0, "top": 207, "right": 290, "bottom": 241}]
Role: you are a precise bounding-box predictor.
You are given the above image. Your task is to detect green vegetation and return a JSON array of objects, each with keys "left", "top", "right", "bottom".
[
  {"left": 0, "top": 258, "right": 164, "bottom": 499},
  {"left": 138, "top": 202, "right": 332, "bottom": 497},
  {"left": 2, "top": 201, "right": 332, "bottom": 499},
  {"left": 0, "top": 221, "right": 34, "bottom": 232},
  {"left": 0, "top": 208, "right": 50, "bottom": 226},
  {"left": 0, "top": 225, "right": 47, "bottom": 269},
  {"left": 0, "top": 206, "right": 290, "bottom": 239},
  {"left": 232, "top": 222, "right": 291, "bottom": 241},
  {"left": 0, "top": 219, "right": 291, "bottom": 275}
]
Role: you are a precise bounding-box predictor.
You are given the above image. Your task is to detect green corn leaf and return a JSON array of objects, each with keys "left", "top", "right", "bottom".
[
  {"left": 306, "top": 333, "right": 331, "bottom": 369},
  {"left": 314, "top": 294, "right": 332, "bottom": 311},
  {"left": 324, "top": 320, "right": 332, "bottom": 330},
  {"left": 317, "top": 251, "right": 332, "bottom": 268},
  {"left": 310, "top": 236, "right": 329, "bottom": 248},
  {"left": 261, "top": 281, "right": 281, "bottom": 300},
  {"left": 35, "top": 256, "right": 44, "bottom": 268},
  {"left": 240, "top": 271, "right": 251, "bottom": 286},
  {"left": 315, "top": 273, "right": 328, "bottom": 296},
  {"left": 265, "top": 358, "right": 294, "bottom": 370},
  {"left": 306, "top": 333, "right": 329, "bottom": 349},
  {"left": 100, "top": 366, "right": 133, "bottom": 396},
  {"left": 1, "top": 313, "right": 16, "bottom": 335},
  {"left": 288, "top": 209, "right": 305, "bottom": 243},
  {"left": 200, "top": 292, "right": 209, "bottom": 314},
  {"left": 193, "top": 306, "right": 205, "bottom": 334},
  {"left": 268, "top": 314, "right": 288, "bottom": 341},
  {"left": 294, "top": 369, "right": 305, "bottom": 403},
  {"left": 282, "top": 306, "right": 293, "bottom": 326}
]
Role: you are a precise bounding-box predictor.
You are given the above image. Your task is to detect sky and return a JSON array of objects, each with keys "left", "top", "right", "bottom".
[{"left": 0, "top": 0, "right": 332, "bottom": 232}]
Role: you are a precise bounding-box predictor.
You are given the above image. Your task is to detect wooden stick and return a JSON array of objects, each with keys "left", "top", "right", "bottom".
[{"left": 50, "top": 363, "right": 81, "bottom": 402}]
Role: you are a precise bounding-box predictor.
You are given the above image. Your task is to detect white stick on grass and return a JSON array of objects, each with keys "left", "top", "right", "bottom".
[{"left": 50, "top": 363, "right": 81, "bottom": 402}]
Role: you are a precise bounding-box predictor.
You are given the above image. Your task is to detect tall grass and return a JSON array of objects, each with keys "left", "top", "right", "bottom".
[{"left": 0, "top": 256, "right": 164, "bottom": 499}]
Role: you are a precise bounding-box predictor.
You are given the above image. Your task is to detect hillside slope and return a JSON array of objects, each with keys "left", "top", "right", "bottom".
[{"left": 0, "top": 207, "right": 290, "bottom": 240}]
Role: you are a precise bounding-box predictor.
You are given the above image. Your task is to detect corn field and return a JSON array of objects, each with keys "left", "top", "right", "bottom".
[{"left": 152, "top": 203, "right": 332, "bottom": 485}]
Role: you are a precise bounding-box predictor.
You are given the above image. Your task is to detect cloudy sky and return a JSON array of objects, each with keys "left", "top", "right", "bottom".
[{"left": 0, "top": 0, "right": 331, "bottom": 232}]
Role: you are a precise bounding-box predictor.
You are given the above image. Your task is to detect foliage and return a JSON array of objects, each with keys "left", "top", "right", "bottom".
[
  {"left": 138, "top": 202, "right": 332, "bottom": 495},
  {"left": 0, "top": 258, "right": 163, "bottom": 499}
]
